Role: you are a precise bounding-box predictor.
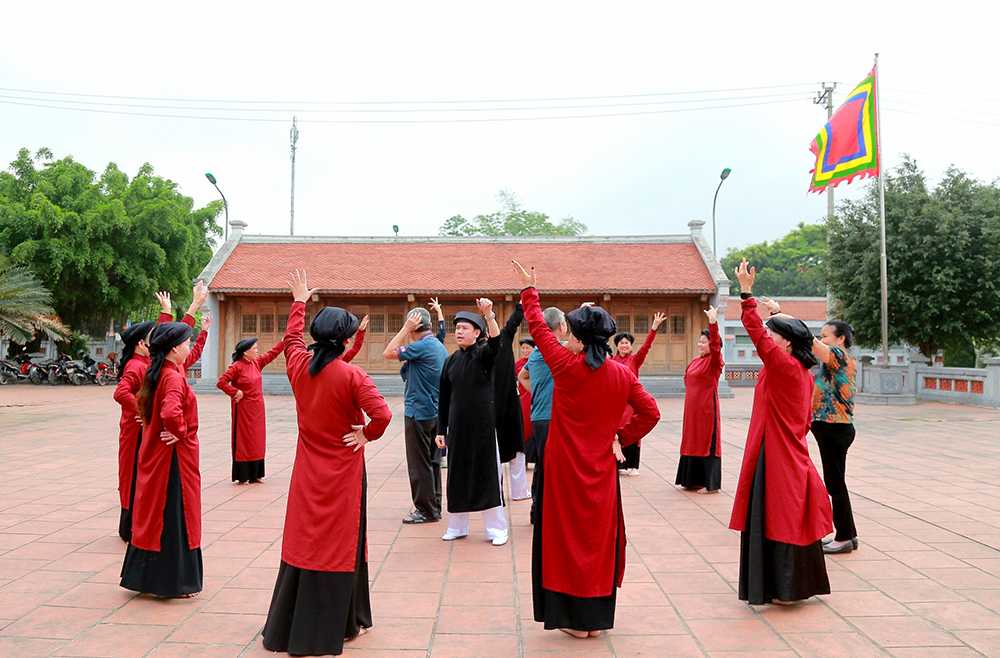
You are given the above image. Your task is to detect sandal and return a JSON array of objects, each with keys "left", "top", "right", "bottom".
[{"left": 402, "top": 510, "right": 439, "bottom": 524}]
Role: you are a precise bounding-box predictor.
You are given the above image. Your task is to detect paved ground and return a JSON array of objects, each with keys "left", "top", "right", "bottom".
[{"left": 2, "top": 385, "right": 1000, "bottom": 658}]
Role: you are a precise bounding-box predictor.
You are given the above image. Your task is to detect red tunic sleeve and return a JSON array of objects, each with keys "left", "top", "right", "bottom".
[
  {"left": 342, "top": 330, "right": 364, "bottom": 364},
  {"left": 520, "top": 287, "right": 574, "bottom": 376},
  {"left": 618, "top": 375, "right": 661, "bottom": 447},
  {"left": 283, "top": 301, "right": 310, "bottom": 379},
  {"left": 709, "top": 322, "right": 723, "bottom": 372},
  {"left": 157, "top": 312, "right": 174, "bottom": 324},
  {"left": 114, "top": 363, "right": 142, "bottom": 415},
  {"left": 632, "top": 328, "right": 657, "bottom": 371},
  {"left": 256, "top": 339, "right": 285, "bottom": 371},
  {"left": 217, "top": 360, "right": 241, "bottom": 397},
  {"left": 741, "top": 297, "right": 781, "bottom": 368},
  {"left": 184, "top": 328, "right": 206, "bottom": 371},
  {"left": 355, "top": 370, "right": 392, "bottom": 441},
  {"left": 180, "top": 314, "right": 195, "bottom": 328}
]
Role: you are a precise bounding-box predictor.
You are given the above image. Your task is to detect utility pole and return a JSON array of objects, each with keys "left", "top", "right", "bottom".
[
  {"left": 289, "top": 115, "right": 299, "bottom": 236},
  {"left": 814, "top": 83, "right": 837, "bottom": 219}
]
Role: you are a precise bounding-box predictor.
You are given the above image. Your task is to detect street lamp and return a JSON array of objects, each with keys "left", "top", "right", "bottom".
[
  {"left": 712, "top": 167, "right": 732, "bottom": 257},
  {"left": 205, "top": 173, "right": 230, "bottom": 242}
]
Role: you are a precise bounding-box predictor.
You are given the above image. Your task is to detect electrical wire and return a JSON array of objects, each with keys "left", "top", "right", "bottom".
[
  {"left": 0, "top": 83, "right": 818, "bottom": 106},
  {"left": 0, "top": 96, "right": 812, "bottom": 124},
  {"left": 883, "top": 87, "right": 1000, "bottom": 104},
  {"left": 880, "top": 98, "right": 1000, "bottom": 118},
  {"left": 881, "top": 104, "right": 1000, "bottom": 128}
]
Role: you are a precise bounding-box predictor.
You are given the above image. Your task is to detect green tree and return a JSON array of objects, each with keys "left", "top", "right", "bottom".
[
  {"left": 0, "top": 251, "right": 69, "bottom": 344},
  {"left": 721, "top": 222, "right": 827, "bottom": 296},
  {"left": 0, "top": 148, "right": 222, "bottom": 328},
  {"left": 440, "top": 189, "right": 587, "bottom": 237},
  {"left": 826, "top": 156, "right": 1000, "bottom": 357}
]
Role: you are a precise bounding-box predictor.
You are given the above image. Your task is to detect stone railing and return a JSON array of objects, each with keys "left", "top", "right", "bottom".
[{"left": 858, "top": 354, "right": 1000, "bottom": 408}]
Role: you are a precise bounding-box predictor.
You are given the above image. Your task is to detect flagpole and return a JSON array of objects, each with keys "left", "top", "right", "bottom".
[{"left": 874, "top": 53, "right": 890, "bottom": 367}]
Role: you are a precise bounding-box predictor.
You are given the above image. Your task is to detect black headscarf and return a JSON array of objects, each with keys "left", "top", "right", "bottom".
[
  {"left": 519, "top": 337, "right": 535, "bottom": 347},
  {"left": 613, "top": 332, "right": 635, "bottom": 347},
  {"left": 765, "top": 316, "right": 818, "bottom": 368},
  {"left": 307, "top": 306, "right": 359, "bottom": 377},
  {"left": 146, "top": 321, "right": 193, "bottom": 394},
  {"left": 565, "top": 305, "right": 617, "bottom": 370},
  {"left": 119, "top": 320, "right": 155, "bottom": 372},
  {"left": 454, "top": 311, "right": 486, "bottom": 338},
  {"left": 232, "top": 337, "right": 258, "bottom": 362}
]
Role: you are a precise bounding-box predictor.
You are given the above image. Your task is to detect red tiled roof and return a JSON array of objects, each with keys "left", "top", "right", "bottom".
[
  {"left": 756, "top": 299, "right": 829, "bottom": 322},
  {"left": 208, "top": 239, "right": 717, "bottom": 294}
]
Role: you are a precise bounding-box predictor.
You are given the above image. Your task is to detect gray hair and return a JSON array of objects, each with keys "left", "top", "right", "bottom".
[
  {"left": 542, "top": 307, "right": 565, "bottom": 331},
  {"left": 408, "top": 307, "right": 432, "bottom": 332}
]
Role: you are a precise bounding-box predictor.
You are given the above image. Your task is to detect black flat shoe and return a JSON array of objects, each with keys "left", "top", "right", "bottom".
[
  {"left": 823, "top": 536, "right": 859, "bottom": 549},
  {"left": 823, "top": 541, "right": 853, "bottom": 554}
]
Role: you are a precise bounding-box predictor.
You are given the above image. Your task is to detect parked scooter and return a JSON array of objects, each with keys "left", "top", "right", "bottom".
[
  {"left": 0, "top": 349, "right": 46, "bottom": 385},
  {"left": 77, "top": 350, "right": 110, "bottom": 386}
]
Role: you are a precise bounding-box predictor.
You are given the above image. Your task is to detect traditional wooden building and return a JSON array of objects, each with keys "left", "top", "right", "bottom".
[{"left": 196, "top": 219, "right": 731, "bottom": 395}]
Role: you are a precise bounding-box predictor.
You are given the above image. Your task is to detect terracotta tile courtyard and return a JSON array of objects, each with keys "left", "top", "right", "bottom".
[{"left": 2, "top": 384, "right": 1000, "bottom": 657}]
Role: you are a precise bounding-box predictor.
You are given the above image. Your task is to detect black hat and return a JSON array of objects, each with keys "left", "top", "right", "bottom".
[
  {"left": 148, "top": 322, "right": 192, "bottom": 354},
  {"left": 232, "top": 337, "right": 258, "bottom": 362},
  {"left": 613, "top": 332, "right": 635, "bottom": 347},
  {"left": 307, "top": 307, "right": 359, "bottom": 377},
  {"left": 519, "top": 337, "right": 535, "bottom": 347},
  {"left": 565, "top": 305, "right": 617, "bottom": 370},
  {"left": 454, "top": 311, "right": 486, "bottom": 336},
  {"left": 119, "top": 320, "right": 156, "bottom": 371},
  {"left": 765, "top": 316, "right": 818, "bottom": 368}
]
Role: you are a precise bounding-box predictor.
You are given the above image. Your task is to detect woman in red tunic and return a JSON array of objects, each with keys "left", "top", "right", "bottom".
[
  {"left": 262, "top": 270, "right": 391, "bottom": 656},
  {"left": 676, "top": 306, "right": 724, "bottom": 493},
  {"left": 513, "top": 261, "right": 660, "bottom": 638},
  {"left": 120, "top": 321, "right": 203, "bottom": 598},
  {"left": 611, "top": 312, "right": 665, "bottom": 475},
  {"left": 114, "top": 288, "right": 209, "bottom": 542},
  {"left": 217, "top": 337, "right": 285, "bottom": 484},
  {"left": 516, "top": 337, "right": 536, "bottom": 464},
  {"left": 728, "top": 259, "right": 832, "bottom": 605}
]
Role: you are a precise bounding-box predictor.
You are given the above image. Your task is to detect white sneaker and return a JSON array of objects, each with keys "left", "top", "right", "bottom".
[
  {"left": 442, "top": 530, "right": 468, "bottom": 541},
  {"left": 491, "top": 535, "right": 509, "bottom": 546}
]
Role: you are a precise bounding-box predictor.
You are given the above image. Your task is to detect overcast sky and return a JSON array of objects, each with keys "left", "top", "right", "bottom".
[{"left": 1, "top": 2, "right": 995, "bottom": 256}]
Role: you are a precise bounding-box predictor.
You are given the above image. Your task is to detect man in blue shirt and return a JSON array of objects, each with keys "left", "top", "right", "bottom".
[
  {"left": 517, "top": 306, "right": 567, "bottom": 524},
  {"left": 384, "top": 307, "right": 449, "bottom": 524}
]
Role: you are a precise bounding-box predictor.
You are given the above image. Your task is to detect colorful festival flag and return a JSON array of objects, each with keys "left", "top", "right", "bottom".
[{"left": 808, "top": 67, "right": 879, "bottom": 193}]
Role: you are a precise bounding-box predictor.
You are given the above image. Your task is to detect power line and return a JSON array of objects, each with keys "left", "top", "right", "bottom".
[
  {"left": 0, "top": 96, "right": 811, "bottom": 124},
  {"left": 0, "top": 83, "right": 818, "bottom": 107},
  {"left": 881, "top": 105, "right": 1000, "bottom": 128},
  {"left": 880, "top": 97, "right": 1000, "bottom": 118},
  {"left": 883, "top": 87, "right": 1000, "bottom": 104}
]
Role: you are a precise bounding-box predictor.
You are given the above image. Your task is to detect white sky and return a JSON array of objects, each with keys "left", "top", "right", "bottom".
[{"left": 1, "top": 2, "right": 995, "bottom": 256}]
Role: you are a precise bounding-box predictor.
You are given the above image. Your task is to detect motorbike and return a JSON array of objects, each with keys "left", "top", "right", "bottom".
[
  {"left": 0, "top": 349, "right": 46, "bottom": 385},
  {"left": 77, "top": 350, "right": 110, "bottom": 386},
  {"left": 46, "top": 354, "right": 73, "bottom": 385}
]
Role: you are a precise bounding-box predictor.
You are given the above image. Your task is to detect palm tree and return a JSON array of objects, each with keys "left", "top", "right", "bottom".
[{"left": 0, "top": 253, "right": 69, "bottom": 344}]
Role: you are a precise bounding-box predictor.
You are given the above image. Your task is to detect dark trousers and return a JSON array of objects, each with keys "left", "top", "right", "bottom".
[
  {"left": 812, "top": 421, "right": 857, "bottom": 542},
  {"left": 529, "top": 420, "right": 550, "bottom": 523},
  {"left": 404, "top": 416, "right": 442, "bottom": 520}
]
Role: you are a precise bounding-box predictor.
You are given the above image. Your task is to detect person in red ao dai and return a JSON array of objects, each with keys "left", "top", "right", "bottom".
[
  {"left": 262, "top": 270, "right": 391, "bottom": 656},
  {"left": 217, "top": 336, "right": 285, "bottom": 484},
  {"left": 676, "top": 306, "right": 724, "bottom": 493},
  {"left": 729, "top": 258, "right": 833, "bottom": 605},
  {"left": 513, "top": 260, "right": 660, "bottom": 638}
]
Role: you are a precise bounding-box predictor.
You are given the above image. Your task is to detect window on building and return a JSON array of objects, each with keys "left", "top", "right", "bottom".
[
  {"left": 896, "top": 356, "right": 904, "bottom": 363},
  {"left": 738, "top": 350, "right": 745, "bottom": 358},
  {"left": 633, "top": 314, "right": 649, "bottom": 334},
  {"left": 615, "top": 315, "right": 630, "bottom": 333},
  {"left": 670, "top": 315, "right": 685, "bottom": 335},
  {"left": 241, "top": 314, "right": 257, "bottom": 334},
  {"left": 387, "top": 313, "right": 403, "bottom": 334},
  {"left": 446, "top": 314, "right": 456, "bottom": 332},
  {"left": 370, "top": 315, "right": 386, "bottom": 334},
  {"left": 752, "top": 350, "right": 757, "bottom": 358},
  {"left": 277, "top": 315, "right": 288, "bottom": 333},
  {"left": 260, "top": 314, "right": 275, "bottom": 334}
]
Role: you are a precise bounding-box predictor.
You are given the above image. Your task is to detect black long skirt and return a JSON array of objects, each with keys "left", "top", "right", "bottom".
[
  {"left": 532, "top": 460, "right": 618, "bottom": 631},
  {"left": 675, "top": 415, "right": 722, "bottom": 491},
  {"left": 233, "top": 459, "right": 265, "bottom": 483},
  {"left": 738, "top": 443, "right": 830, "bottom": 605},
  {"left": 262, "top": 472, "right": 372, "bottom": 656},
  {"left": 119, "top": 425, "right": 144, "bottom": 542},
  {"left": 120, "top": 451, "right": 204, "bottom": 597},
  {"left": 617, "top": 443, "right": 641, "bottom": 470}
]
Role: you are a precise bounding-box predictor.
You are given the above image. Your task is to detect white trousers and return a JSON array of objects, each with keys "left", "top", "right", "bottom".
[
  {"left": 447, "top": 439, "right": 509, "bottom": 540},
  {"left": 508, "top": 452, "right": 529, "bottom": 500}
]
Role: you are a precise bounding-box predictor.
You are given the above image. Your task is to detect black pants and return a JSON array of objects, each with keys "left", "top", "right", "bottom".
[
  {"left": 529, "top": 420, "right": 550, "bottom": 524},
  {"left": 404, "top": 416, "right": 442, "bottom": 520},
  {"left": 812, "top": 421, "right": 857, "bottom": 542}
]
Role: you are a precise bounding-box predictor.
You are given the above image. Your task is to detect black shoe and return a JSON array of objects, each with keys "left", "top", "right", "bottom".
[
  {"left": 402, "top": 510, "right": 439, "bottom": 524},
  {"left": 823, "top": 535, "right": 859, "bottom": 548},
  {"left": 823, "top": 540, "right": 853, "bottom": 554}
]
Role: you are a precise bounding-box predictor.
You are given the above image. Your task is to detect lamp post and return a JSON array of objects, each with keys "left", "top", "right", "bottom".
[
  {"left": 205, "top": 173, "right": 229, "bottom": 241},
  {"left": 711, "top": 168, "right": 732, "bottom": 257}
]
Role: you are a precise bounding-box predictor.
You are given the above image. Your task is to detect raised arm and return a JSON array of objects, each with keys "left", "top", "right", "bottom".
[
  {"left": 705, "top": 306, "right": 724, "bottom": 373},
  {"left": 183, "top": 314, "right": 210, "bottom": 371},
  {"left": 618, "top": 374, "right": 661, "bottom": 447},
  {"left": 513, "top": 261, "right": 574, "bottom": 376},
  {"left": 383, "top": 312, "right": 424, "bottom": 361},
  {"left": 284, "top": 269, "right": 318, "bottom": 375},
  {"left": 342, "top": 329, "right": 365, "bottom": 363},
  {"left": 501, "top": 303, "right": 524, "bottom": 342},
  {"left": 184, "top": 280, "right": 209, "bottom": 320},
  {"left": 155, "top": 291, "right": 173, "bottom": 324},
  {"left": 634, "top": 312, "right": 666, "bottom": 370},
  {"left": 256, "top": 339, "right": 286, "bottom": 370},
  {"left": 734, "top": 259, "right": 780, "bottom": 367},
  {"left": 216, "top": 360, "right": 241, "bottom": 397}
]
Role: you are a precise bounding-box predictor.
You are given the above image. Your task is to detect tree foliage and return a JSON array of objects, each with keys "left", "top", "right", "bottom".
[
  {"left": 0, "top": 251, "right": 69, "bottom": 344},
  {"left": 721, "top": 222, "right": 827, "bottom": 296},
  {"left": 440, "top": 189, "right": 587, "bottom": 237},
  {"left": 0, "top": 148, "right": 222, "bottom": 328},
  {"left": 827, "top": 156, "right": 1000, "bottom": 357}
]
